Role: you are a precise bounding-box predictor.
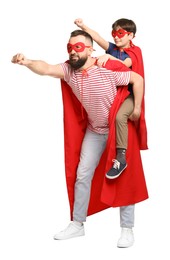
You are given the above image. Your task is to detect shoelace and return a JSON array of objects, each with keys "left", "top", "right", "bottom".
[{"left": 112, "top": 159, "right": 120, "bottom": 169}]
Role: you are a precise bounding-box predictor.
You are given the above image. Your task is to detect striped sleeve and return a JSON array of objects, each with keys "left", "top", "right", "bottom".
[{"left": 113, "top": 71, "right": 131, "bottom": 86}]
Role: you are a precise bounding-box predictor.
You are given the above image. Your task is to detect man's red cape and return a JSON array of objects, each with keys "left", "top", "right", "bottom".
[{"left": 60, "top": 57, "right": 148, "bottom": 220}]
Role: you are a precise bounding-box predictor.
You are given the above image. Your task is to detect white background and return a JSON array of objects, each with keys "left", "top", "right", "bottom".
[{"left": 0, "top": 0, "right": 169, "bottom": 259}]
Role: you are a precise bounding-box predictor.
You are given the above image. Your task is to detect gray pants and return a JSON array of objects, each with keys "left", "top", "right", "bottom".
[{"left": 73, "top": 129, "right": 135, "bottom": 228}]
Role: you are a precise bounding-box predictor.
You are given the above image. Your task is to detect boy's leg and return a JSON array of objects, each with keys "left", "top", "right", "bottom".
[
  {"left": 116, "top": 95, "right": 134, "bottom": 153},
  {"left": 117, "top": 204, "right": 135, "bottom": 248},
  {"left": 106, "top": 95, "right": 134, "bottom": 179}
]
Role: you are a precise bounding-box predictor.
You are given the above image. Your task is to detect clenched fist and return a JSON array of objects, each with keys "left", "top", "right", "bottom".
[{"left": 11, "top": 53, "right": 29, "bottom": 65}]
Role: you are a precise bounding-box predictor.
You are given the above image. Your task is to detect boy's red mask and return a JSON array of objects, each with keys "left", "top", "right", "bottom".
[{"left": 112, "top": 29, "right": 130, "bottom": 38}]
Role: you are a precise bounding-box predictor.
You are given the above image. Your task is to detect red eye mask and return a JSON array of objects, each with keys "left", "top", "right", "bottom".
[
  {"left": 111, "top": 29, "right": 130, "bottom": 38},
  {"left": 67, "top": 42, "right": 91, "bottom": 53}
]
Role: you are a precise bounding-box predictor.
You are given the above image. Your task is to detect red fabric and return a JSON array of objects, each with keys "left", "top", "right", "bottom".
[
  {"left": 61, "top": 59, "right": 148, "bottom": 220},
  {"left": 124, "top": 45, "right": 148, "bottom": 150}
]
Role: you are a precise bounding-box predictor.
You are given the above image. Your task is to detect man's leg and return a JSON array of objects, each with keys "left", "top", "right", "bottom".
[
  {"left": 117, "top": 205, "right": 135, "bottom": 248},
  {"left": 73, "top": 129, "right": 107, "bottom": 222},
  {"left": 54, "top": 129, "right": 107, "bottom": 240}
]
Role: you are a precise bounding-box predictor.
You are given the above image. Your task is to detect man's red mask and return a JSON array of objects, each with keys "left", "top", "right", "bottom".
[{"left": 67, "top": 42, "right": 91, "bottom": 53}]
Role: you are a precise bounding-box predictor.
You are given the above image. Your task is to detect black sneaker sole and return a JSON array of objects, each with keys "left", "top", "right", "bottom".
[{"left": 105, "top": 164, "right": 127, "bottom": 180}]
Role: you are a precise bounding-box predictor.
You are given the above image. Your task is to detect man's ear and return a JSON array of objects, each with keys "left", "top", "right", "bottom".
[{"left": 88, "top": 47, "right": 95, "bottom": 55}]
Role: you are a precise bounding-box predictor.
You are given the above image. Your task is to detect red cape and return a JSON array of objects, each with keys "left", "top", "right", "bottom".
[
  {"left": 124, "top": 44, "right": 148, "bottom": 150},
  {"left": 61, "top": 59, "right": 148, "bottom": 220}
]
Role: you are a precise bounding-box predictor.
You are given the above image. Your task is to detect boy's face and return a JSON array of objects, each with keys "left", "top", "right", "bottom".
[{"left": 112, "top": 26, "right": 133, "bottom": 48}]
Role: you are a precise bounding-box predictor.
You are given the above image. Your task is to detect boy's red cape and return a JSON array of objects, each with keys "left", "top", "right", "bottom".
[
  {"left": 124, "top": 44, "right": 148, "bottom": 150},
  {"left": 61, "top": 48, "right": 148, "bottom": 219}
]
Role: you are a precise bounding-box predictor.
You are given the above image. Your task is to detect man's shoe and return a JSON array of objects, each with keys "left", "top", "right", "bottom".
[
  {"left": 106, "top": 159, "right": 127, "bottom": 179},
  {"left": 53, "top": 222, "right": 85, "bottom": 240},
  {"left": 117, "top": 227, "right": 134, "bottom": 248}
]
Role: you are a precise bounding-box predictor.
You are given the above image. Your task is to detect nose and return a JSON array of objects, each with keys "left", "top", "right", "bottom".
[{"left": 70, "top": 49, "right": 76, "bottom": 54}]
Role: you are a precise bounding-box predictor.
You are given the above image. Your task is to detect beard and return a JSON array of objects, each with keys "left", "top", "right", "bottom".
[{"left": 69, "top": 55, "right": 87, "bottom": 70}]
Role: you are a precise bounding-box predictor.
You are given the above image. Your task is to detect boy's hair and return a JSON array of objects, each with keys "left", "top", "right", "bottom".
[
  {"left": 70, "top": 30, "right": 93, "bottom": 45},
  {"left": 112, "top": 18, "right": 137, "bottom": 35}
]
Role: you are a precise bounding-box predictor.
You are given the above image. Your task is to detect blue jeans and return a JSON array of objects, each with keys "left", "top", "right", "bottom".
[{"left": 73, "top": 129, "right": 135, "bottom": 227}]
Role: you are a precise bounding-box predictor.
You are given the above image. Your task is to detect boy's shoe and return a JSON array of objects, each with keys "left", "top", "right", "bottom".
[
  {"left": 117, "top": 227, "right": 134, "bottom": 248},
  {"left": 105, "top": 159, "right": 127, "bottom": 179},
  {"left": 53, "top": 222, "right": 85, "bottom": 240}
]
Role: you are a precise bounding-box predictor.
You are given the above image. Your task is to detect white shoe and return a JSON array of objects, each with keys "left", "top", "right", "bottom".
[
  {"left": 53, "top": 222, "right": 85, "bottom": 240},
  {"left": 117, "top": 228, "right": 134, "bottom": 248}
]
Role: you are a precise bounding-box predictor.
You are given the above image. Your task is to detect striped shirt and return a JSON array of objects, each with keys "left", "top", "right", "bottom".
[{"left": 60, "top": 62, "right": 130, "bottom": 134}]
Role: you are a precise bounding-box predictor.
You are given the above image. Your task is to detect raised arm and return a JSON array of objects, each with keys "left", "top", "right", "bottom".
[
  {"left": 74, "top": 19, "right": 132, "bottom": 68},
  {"left": 11, "top": 53, "right": 64, "bottom": 79},
  {"left": 74, "top": 18, "right": 109, "bottom": 51},
  {"left": 129, "top": 71, "right": 144, "bottom": 121}
]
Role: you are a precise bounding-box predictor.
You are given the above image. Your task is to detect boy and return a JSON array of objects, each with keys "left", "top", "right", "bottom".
[{"left": 74, "top": 18, "right": 148, "bottom": 179}]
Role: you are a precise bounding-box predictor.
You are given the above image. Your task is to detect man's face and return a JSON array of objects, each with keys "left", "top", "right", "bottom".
[{"left": 68, "top": 35, "right": 92, "bottom": 69}]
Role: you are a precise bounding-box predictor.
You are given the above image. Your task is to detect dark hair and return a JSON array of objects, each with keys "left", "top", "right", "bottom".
[
  {"left": 70, "top": 30, "right": 93, "bottom": 45},
  {"left": 112, "top": 18, "right": 137, "bottom": 35}
]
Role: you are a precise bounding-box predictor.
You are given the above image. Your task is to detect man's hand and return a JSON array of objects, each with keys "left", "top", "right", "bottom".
[
  {"left": 11, "top": 53, "right": 29, "bottom": 65},
  {"left": 129, "top": 106, "right": 141, "bottom": 121}
]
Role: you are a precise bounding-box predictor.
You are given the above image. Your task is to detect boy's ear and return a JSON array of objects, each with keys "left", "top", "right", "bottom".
[{"left": 129, "top": 32, "right": 135, "bottom": 39}]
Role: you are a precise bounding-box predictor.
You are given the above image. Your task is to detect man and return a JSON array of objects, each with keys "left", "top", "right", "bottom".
[{"left": 11, "top": 29, "right": 148, "bottom": 248}]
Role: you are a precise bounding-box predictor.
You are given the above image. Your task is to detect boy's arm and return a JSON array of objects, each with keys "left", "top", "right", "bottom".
[
  {"left": 120, "top": 57, "right": 132, "bottom": 67},
  {"left": 11, "top": 53, "right": 64, "bottom": 79},
  {"left": 75, "top": 18, "right": 132, "bottom": 68},
  {"left": 97, "top": 54, "right": 132, "bottom": 67},
  {"left": 74, "top": 18, "right": 109, "bottom": 51}
]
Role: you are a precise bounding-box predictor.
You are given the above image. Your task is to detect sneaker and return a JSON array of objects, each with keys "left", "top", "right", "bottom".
[
  {"left": 53, "top": 222, "right": 85, "bottom": 240},
  {"left": 105, "top": 159, "right": 127, "bottom": 179},
  {"left": 117, "top": 227, "right": 134, "bottom": 248}
]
